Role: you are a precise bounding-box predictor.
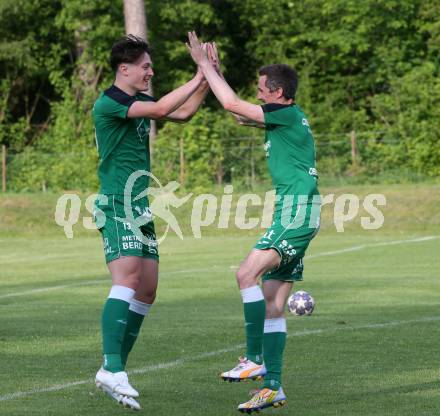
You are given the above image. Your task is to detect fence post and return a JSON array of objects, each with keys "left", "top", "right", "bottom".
[
  {"left": 350, "top": 130, "right": 357, "bottom": 166},
  {"left": 2, "top": 144, "right": 6, "bottom": 192}
]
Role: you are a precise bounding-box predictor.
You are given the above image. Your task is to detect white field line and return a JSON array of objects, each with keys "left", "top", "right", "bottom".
[
  {"left": 0, "top": 279, "right": 105, "bottom": 300},
  {"left": 227, "top": 235, "right": 439, "bottom": 270},
  {"left": 305, "top": 235, "right": 439, "bottom": 260},
  {"left": 1, "top": 315, "right": 440, "bottom": 402},
  {"left": 1, "top": 235, "right": 438, "bottom": 300},
  {"left": 0, "top": 252, "right": 95, "bottom": 264},
  {"left": 0, "top": 267, "right": 219, "bottom": 300}
]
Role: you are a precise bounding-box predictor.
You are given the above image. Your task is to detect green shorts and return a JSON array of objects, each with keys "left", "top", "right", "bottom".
[
  {"left": 94, "top": 194, "right": 159, "bottom": 264},
  {"left": 255, "top": 202, "right": 320, "bottom": 282}
]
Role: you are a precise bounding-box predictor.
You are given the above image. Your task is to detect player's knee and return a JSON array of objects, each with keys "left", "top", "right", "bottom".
[
  {"left": 136, "top": 286, "right": 157, "bottom": 304},
  {"left": 236, "top": 267, "right": 257, "bottom": 289},
  {"left": 136, "top": 293, "right": 156, "bottom": 304},
  {"left": 144, "top": 290, "right": 157, "bottom": 304},
  {"left": 235, "top": 267, "right": 247, "bottom": 284}
]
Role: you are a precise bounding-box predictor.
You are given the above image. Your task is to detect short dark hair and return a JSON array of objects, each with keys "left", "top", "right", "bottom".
[
  {"left": 110, "top": 34, "right": 150, "bottom": 72},
  {"left": 258, "top": 64, "right": 298, "bottom": 100}
]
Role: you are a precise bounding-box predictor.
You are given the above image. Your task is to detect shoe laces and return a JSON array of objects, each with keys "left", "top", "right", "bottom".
[
  {"left": 248, "top": 388, "right": 261, "bottom": 397},
  {"left": 232, "top": 356, "right": 250, "bottom": 371},
  {"left": 249, "top": 388, "right": 272, "bottom": 405}
]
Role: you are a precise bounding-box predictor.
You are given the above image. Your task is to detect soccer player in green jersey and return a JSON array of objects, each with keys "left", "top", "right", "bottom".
[
  {"left": 92, "top": 35, "right": 210, "bottom": 410},
  {"left": 187, "top": 32, "right": 320, "bottom": 412}
]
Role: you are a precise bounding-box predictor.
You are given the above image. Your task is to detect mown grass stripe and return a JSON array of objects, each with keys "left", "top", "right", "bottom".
[
  {"left": 1, "top": 315, "right": 439, "bottom": 402},
  {"left": 1, "top": 236, "right": 438, "bottom": 300}
]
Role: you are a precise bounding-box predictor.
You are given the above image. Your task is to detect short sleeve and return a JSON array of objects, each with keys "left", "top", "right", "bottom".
[
  {"left": 95, "top": 97, "right": 133, "bottom": 119},
  {"left": 95, "top": 85, "right": 138, "bottom": 119},
  {"left": 261, "top": 104, "right": 295, "bottom": 127}
]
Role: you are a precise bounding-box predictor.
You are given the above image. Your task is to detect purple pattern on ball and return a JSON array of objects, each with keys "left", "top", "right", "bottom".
[{"left": 287, "top": 291, "right": 315, "bottom": 316}]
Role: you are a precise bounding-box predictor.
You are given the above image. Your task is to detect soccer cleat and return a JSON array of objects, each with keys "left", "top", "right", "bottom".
[
  {"left": 237, "top": 387, "right": 286, "bottom": 413},
  {"left": 97, "top": 382, "right": 141, "bottom": 411},
  {"left": 95, "top": 367, "right": 139, "bottom": 398},
  {"left": 221, "top": 357, "right": 267, "bottom": 382}
]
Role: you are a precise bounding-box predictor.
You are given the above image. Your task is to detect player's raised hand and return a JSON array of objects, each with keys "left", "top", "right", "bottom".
[
  {"left": 207, "top": 42, "right": 221, "bottom": 74},
  {"left": 187, "top": 31, "right": 209, "bottom": 66},
  {"left": 194, "top": 43, "right": 208, "bottom": 80}
]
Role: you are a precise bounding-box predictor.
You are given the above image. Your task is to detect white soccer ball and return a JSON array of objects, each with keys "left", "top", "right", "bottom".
[{"left": 287, "top": 290, "right": 315, "bottom": 316}]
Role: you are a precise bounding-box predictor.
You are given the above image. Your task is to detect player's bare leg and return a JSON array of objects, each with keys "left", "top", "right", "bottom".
[
  {"left": 96, "top": 257, "right": 143, "bottom": 403},
  {"left": 121, "top": 258, "right": 158, "bottom": 368},
  {"left": 221, "top": 249, "right": 279, "bottom": 382},
  {"left": 263, "top": 280, "right": 292, "bottom": 319},
  {"left": 235, "top": 249, "right": 281, "bottom": 290},
  {"left": 108, "top": 256, "right": 143, "bottom": 289},
  {"left": 136, "top": 258, "right": 159, "bottom": 303},
  {"left": 261, "top": 279, "right": 291, "bottom": 387},
  {"left": 237, "top": 280, "right": 291, "bottom": 412}
]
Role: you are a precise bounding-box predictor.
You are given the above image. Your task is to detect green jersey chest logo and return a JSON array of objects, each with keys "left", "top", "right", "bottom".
[
  {"left": 263, "top": 140, "right": 271, "bottom": 157},
  {"left": 302, "top": 117, "right": 313, "bottom": 135},
  {"left": 136, "top": 119, "right": 150, "bottom": 143}
]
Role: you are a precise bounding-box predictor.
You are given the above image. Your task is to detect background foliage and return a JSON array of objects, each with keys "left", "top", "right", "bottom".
[{"left": 1, "top": 0, "right": 439, "bottom": 191}]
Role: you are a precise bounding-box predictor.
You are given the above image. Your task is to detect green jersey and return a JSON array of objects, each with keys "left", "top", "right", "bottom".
[
  {"left": 262, "top": 103, "right": 319, "bottom": 206},
  {"left": 93, "top": 85, "right": 154, "bottom": 196}
]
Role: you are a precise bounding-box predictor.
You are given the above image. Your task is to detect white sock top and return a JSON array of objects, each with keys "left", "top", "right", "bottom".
[
  {"left": 240, "top": 285, "right": 264, "bottom": 303},
  {"left": 264, "top": 318, "right": 287, "bottom": 333},
  {"left": 129, "top": 298, "right": 152, "bottom": 316},
  {"left": 108, "top": 285, "right": 135, "bottom": 303}
]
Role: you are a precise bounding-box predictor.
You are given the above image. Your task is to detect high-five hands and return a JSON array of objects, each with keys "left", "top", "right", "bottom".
[
  {"left": 195, "top": 42, "right": 209, "bottom": 81},
  {"left": 187, "top": 31, "right": 263, "bottom": 127},
  {"left": 207, "top": 42, "right": 221, "bottom": 74},
  {"left": 187, "top": 31, "right": 210, "bottom": 67}
]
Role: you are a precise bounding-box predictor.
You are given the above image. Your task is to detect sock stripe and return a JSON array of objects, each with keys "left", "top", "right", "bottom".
[
  {"left": 129, "top": 299, "right": 151, "bottom": 316},
  {"left": 108, "top": 285, "right": 135, "bottom": 303},
  {"left": 240, "top": 285, "right": 264, "bottom": 303},
  {"left": 264, "top": 318, "right": 287, "bottom": 333}
]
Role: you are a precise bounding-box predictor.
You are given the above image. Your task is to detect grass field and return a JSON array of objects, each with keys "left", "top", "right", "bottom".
[{"left": 1, "top": 184, "right": 440, "bottom": 415}]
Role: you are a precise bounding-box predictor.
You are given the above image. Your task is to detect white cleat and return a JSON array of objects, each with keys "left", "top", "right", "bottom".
[
  {"left": 95, "top": 367, "right": 139, "bottom": 398},
  {"left": 221, "top": 357, "right": 267, "bottom": 382},
  {"left": 238, "top": 387, "right": 287, "bottom": 413},
  {"left": 97, "top": 382, "right": 141, "bottom": 411}
]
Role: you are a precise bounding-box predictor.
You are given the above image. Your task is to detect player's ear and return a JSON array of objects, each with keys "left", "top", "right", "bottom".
[
  {"left": 276, "top": 87, "right": 284, "bottom": 99},
  {"left": 119, "top": 63, "right": 129, "bottom": 76}
]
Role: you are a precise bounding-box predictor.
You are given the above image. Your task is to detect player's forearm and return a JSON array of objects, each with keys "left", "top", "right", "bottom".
[
  {"left": 167, "top": 81, "right": 210, "bottom": 121},
  {"left": 183, "top": 81, "right": 210, "bottom": 116},
  {"left": 199, "top": 64, "right": 263, "bottom": 122},
  {"left": 199, "top": 62, "right": 240, "bottom": 112},
  {"left": 155, "top": 76, "right": 203, "bottom": 118},
  {"left": 232, "top": 113, "right": 264, "bottom": 128},
  {"left": 128, "top": 76, "right": 204, "bottom": 119}
]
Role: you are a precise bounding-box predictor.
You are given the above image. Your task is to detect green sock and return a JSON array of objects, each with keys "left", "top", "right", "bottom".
[
  {"left": 262, "top": 331, "right": 286, "bottom": 390},
  {"left": 243, "top": 299, "right": 265, "bottom": 364},
  {"left": 121, "top": 309, "right": 145, "bottom": 368},
  {"left": 102, "top": 297, "right": 131, "bottom": 373}
]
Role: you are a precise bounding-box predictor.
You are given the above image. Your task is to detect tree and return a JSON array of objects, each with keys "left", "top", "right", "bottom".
[
  {"left": 2, "top": 0, "right": 440, "bottom": 191},
  {"left": 123, "top": 0, "right": 157, "bottom": 142}
]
